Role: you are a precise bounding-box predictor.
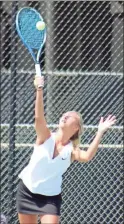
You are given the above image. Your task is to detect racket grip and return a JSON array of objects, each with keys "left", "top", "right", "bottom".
[{"left": 35, "top": 63, "right": 41, "bottom": 77}]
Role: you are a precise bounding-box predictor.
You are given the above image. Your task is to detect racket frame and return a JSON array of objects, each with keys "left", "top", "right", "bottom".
[{"left": 16, "top": 7, "right": 46, "bottom": 76}]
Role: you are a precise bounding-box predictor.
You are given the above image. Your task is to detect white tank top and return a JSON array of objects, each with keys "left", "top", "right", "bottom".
[{"left": 19, "top": 133, "right": 73, "bottom": 196}]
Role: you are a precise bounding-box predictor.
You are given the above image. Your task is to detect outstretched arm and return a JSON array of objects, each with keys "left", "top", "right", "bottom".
[
  {"left": 73, "top": 115, "right": 116, "bottom": 162},
  {"left": 34, "top": 76, "right": 51, "bottom": 145}
]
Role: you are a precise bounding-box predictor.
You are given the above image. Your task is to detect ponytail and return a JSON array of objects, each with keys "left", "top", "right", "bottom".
[
  {"left": 70, "top": 130, "right": 81, "bottom": 148},
  {"left": 72, "top": 137, "right": 81, "bottom": 148},
  {"left": 70, "top": 112, "right": 84, "bottom": 149}
]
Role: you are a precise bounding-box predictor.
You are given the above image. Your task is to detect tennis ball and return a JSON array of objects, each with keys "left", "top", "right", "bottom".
[{"left": 36, "top": 21, "right": 45, "bottom": 31}]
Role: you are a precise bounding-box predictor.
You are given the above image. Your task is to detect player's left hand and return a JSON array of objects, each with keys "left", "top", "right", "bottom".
[{"left": 98, "top": 115, "right": 116, "bottom": 134}]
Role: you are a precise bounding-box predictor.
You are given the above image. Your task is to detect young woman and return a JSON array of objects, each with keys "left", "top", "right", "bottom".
[
  {"left": 16, "top": 76, "right": 116, "bottom": 224},
  {"left": 0, "top": 214, "right": 7, "bottom": 224}
]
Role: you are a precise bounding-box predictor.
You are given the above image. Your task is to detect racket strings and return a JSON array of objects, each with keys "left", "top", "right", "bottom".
[{"left": 18, "top": 9, "right": 45, "bottom": 49}]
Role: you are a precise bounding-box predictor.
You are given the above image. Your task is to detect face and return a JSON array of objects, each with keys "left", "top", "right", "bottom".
[{"left": 59, "top": 111, "right": 81, "bottom": 136}]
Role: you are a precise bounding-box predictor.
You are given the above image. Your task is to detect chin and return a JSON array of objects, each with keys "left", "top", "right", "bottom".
[{"left": 59, "top": 121, "right": 66, "bottom": 129}]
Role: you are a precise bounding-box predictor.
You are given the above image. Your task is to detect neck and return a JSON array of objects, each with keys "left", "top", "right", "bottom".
[{"left": 55, "top": 129, "right": 70, "bottom": 146}]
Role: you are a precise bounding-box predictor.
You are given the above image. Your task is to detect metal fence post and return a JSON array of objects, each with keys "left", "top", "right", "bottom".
[
  {"left": 8, "top": 2, "right": 18, "bottom": 223},
  {"left": 0, "top": 2, "right": 2, "bottom": 71},
  {"left": 45, "top": 2, "right": 54, "bottom": 124}
]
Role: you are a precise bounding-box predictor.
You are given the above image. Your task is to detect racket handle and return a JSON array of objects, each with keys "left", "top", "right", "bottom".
[{"left": 35, "top": 63, "right": 41, "bottom": 77}]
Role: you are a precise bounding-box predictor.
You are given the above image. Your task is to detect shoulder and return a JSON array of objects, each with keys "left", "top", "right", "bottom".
[{"left": 35, "top": 132, "right": 55, "bottom": 147}]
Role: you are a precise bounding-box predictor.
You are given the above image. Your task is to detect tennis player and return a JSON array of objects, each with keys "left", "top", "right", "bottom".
[
  {"left": 16, "top": 76, "right": 116, "bottom": 224},
  {"left": 0, "top": 214, "right": 7, "bottom": 224}
]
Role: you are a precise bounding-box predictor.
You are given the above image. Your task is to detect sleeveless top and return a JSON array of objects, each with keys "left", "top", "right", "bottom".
[{"left": 18, "top": 133, "right": 73, "bottom": 196}]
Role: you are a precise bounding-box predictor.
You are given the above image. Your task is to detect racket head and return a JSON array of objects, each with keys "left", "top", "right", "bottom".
[{"left": 16, "top": 7, "right": 46, "bottom": 63}]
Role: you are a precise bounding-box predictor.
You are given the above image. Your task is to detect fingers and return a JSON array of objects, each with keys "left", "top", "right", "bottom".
[
  {"left": 105, "top": 115, "right": 117, "bottom": 127},
  {"left": 110, "top": 117, "right": 117, "bottom": 125},
  {"left": 106, "top": 114, "right": 113, "bottom": 121},
  {"left": 99, "top": 115, "right": 117, "bottom": 128},
  {"left": 34, "top": 76, "right": 44, "bottom": 89},
  {"left": 105, "top": 114, "right": 116, "bottom": 122},
  {"left": 110, "top": 120, "right": 116, "bottom": 126},
  {"left": 99, "top": 117, "right": 104, "bottom": 123},
  {"left": 34, "top": 75, "right": 44, "bottom": 81},
  {"left": 99, "top": 115, "right": 116, "bottom": 125}
]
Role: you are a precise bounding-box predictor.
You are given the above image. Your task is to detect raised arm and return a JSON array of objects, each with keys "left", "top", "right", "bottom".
[
  {"left": 34, "top": 76, "right": 51, "bottom": 145},
  {"left": 73, "top": 115, "right": 116, "bottom": 162}
]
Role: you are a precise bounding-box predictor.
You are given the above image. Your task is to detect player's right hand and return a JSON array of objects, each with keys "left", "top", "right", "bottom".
[{"left": 34, "top": 75, "right": 44, "bottom": 89}]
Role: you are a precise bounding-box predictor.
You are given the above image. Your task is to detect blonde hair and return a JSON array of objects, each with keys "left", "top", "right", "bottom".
[{"left": 70, "top": 112, "right": 84, "bottom": 149}]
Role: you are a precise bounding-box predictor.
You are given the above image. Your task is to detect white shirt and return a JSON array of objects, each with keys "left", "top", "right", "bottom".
[{"left": 19, "top": 133, "right": 73, "bottom": 196}]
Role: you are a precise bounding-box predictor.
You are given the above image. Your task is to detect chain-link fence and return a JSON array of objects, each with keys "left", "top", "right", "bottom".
[{"left": 1, "top": 1, "right": 123, "bottom": 224}]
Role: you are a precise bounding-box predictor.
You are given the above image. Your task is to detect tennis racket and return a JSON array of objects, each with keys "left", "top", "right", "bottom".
[{"left": 16, "top": 7, "right": 46, "bottom": 77}]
